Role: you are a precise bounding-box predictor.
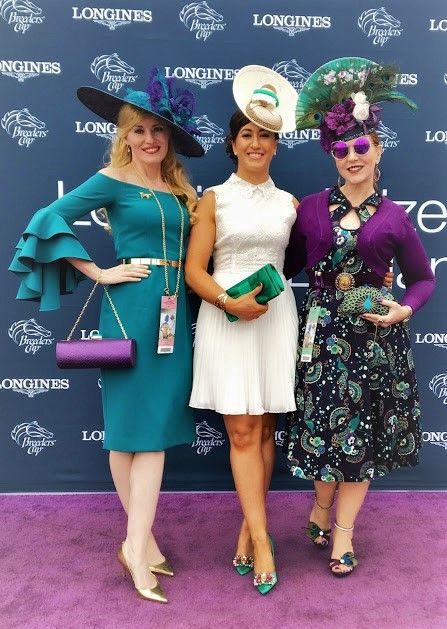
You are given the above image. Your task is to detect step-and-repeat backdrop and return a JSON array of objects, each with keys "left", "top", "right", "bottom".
[{"left": 1, "top": 0, "right": 445, "bottom": 492}]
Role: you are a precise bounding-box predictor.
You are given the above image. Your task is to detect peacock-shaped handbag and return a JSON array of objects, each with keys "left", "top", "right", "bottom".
[{"left": 337, "top": 286, "right": 394, "bottom": 317}]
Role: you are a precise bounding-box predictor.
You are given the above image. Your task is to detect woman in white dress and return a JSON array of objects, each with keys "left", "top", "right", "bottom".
[{"left": 185, "top": 66, "right": 298, "bottom": 594}]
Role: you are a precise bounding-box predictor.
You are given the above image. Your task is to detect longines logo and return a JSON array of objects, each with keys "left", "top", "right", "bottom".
[
  {"left": 193, "top": 115, "right": 224, "bottom": 153},
  {"left": 444, "top": 74, "right": 447, "bottom": 85},
  {"left": 425, "top": 130, "right": 447, "bottom": 144},
  {"left": 376, "top": 121, "right": 399, "bottom": 150},
  {"left": 396, "top": 73, "right": 418, "bottom": 86},
  {"left": 72, "top": 6, "right": 152, "bottom": 30},
  {"left": 11, "top": 421, "right": 56, "bottom": 456},
  {"left": 179, "top": 1, "right": 225, "bottom": 41},
  {"left": 191, "top": 421, "right": 224, "bottom": 455},
  {"left": 253, "top": 13, "right": 330, "bottom": 36},
  {"left": 164, "top": 66, "right": 237, "bottom": 89},
  {"left": 0, "top": 378, "right": 69, "bottom": 397},
  {"left": 90, "top": 53, "right": 137, "bottom": 93},
  {"left": 1, "top": 108, "right": 48, "bottom": 147},
  {"left": 272, "top": 59, "right": 311, "bottom": 90},
  {"left": 0, "top": 60, "right": 60, "bottom": 82},
  {"left": 0, "top": 0, "right": 45, "bottom": 34},
  {"left": 358, "top": 7, "right": 402, "bottom": 46},
  {"left": 278, "top": 129, "right": 320, "bottom": 149},
  {"left": 429, "top": 374, "right": 447, "bottom": 405},
  {"left": 75, "top": 120, "right": 116, "bottom": 141},
  {"left": 81, "top": 429, "right": 104, "bottom": 442},
  {"left": 422, "top": 432, "right": 447, "bottom": 450},
  {"left": 414, "top": 333, "right": 447, "bottom": 349},
  {"left": 429, "top": 19, "right": 447, "bottom": 32},
  {"left": 275, "top": 430, "right": 285, "bottom": 447},
  {"left": 8, "top": 318, "right": 54, "bottom": 354}
]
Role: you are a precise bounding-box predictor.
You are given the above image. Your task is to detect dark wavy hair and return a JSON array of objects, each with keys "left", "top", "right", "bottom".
[{"left": 224, "top": 110, "right": 279, "bottom": 164}]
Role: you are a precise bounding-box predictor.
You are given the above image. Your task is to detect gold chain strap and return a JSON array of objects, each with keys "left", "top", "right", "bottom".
[
  {"left": 66, "top": 281, "right": 128, "bottom": 341},
  {"left": 133, "top": 169, "right": 184, "bottom": 297}
]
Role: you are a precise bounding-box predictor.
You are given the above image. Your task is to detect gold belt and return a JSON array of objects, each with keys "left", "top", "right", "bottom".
[{"left": 122, "top": 257, "right": 181, "bottom": 268}]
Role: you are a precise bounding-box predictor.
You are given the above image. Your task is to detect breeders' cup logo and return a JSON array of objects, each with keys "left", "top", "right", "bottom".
[
  {"left": 11, "top": 421, "right": 56, "bottom": 456},
  {"left": 1, "top": 108, "right": 48, "bottom": 147},
  {"left": 8, "top": 319, "right": 54, "bottom": 354},
  {"left": 0, "top": 378, "right": 69, "bottom": 398},
  {"left": 253, "top": 13, "right": 331, "bottom": 37},
  {"left": 72, "top": 7, "right": 152, "bottom": 30},
  {"left": 179, "top": 1, "right": 225, "bottom": 41},
  {"left": 358, "top": 7, "right": 402, "bottom": 46},
  {"left": 425, "top": 130, "right": 447, "bottom": 144},
  {"left": 75, "top": 120, "right": 116, "bottom": 141},
  {"left": 0, "top": 60, "right": 61, "bottom": 82},
  {"left": 191, "top": 421, "right": 224, "bottom": 455},
  {"left": 194, "top": 115, "right": 224, "bottom": 153},
  {"left": 0, "top": 0, "right": 44, "bottom": 34},
  {"left": 272, "top": 59, "right": 311, "bottom": 91},
  {"left": 90, "top": 53, "right": 137, "bottom": 93},
  {"left": 164, "top": 66, "right": 237, "bottom": 89},
  {"left": 376, "top": 121, "right": 399, "bottom": 150},
  {"left": 429, "top": 374, "right": 447, "bottom": 405}
]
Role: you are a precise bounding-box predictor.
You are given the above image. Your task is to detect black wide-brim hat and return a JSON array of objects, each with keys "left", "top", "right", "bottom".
[{"left": 77, "top": 86, "right": 204, "bottom": 157}]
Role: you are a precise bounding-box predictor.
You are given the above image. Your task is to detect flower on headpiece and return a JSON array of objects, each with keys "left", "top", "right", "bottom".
[
  {"left": 351, "top": 91, "right": 370, "bottom": 121},
  {"left": 324, "top": 100, "right": 357, "bottom": 135},
  {"left": 146, "top": 66, "right": 200, "bottom": 136},
  {"left": 338, "top": 70, "right": 353, "bottom": 82},
  {"left": 323, "top": 70, "right": 337, "bottom": 85}
]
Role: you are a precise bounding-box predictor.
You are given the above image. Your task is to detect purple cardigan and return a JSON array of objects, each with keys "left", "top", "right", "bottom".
[{"left": 284, "top": 189, "right": 435, "bottom": 314}]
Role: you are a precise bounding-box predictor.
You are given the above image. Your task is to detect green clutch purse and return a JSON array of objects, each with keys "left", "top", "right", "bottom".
[
  {"left": 225, "top": 264, "right": 284, "bottom": 322},
  {"left": 337, "top": 286, "right": 394, "bottom": 317}
]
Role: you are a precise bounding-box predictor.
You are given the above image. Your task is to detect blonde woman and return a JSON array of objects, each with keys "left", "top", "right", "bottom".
[{"left": 9, "top": 68, "right": 204, "bottom": 602}]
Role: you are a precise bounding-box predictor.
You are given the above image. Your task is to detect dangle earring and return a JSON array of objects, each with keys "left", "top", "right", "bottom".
[
  {"left": 374, "top": 164, "right": 381, "bottom": 183},
  {"left": 127, "top": 145, "right": 131, "bottom": 154},
  {"left": 337, "top": 175, "right": 345, "bottom": 188}
]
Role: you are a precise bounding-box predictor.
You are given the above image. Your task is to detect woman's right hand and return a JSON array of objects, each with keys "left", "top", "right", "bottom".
[
  {"left": 225, "top": 284, "right": 268, "bottom": 321},
  {"left": 98, "top": 264, "right": 150, "bottom": 285}
]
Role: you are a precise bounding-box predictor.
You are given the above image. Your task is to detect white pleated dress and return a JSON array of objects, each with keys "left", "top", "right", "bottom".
[{"left": 190, "top": 173, "right": 299, "bottom": 415}]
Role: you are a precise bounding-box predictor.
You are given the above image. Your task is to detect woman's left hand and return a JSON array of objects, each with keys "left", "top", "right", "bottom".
[{"left": 361, "top": 300, "right": 412, "bottom": 327}]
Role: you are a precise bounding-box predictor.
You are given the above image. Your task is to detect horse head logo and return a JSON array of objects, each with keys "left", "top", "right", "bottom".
[
  {"left": 8, "top": 318, "right": 52, "bottom": 344},
  {"left": 376, "top": 121, "right": 398, "bottom": 140},
  {"left": 0, "top": 0, "right": 42, "bottom": 19},
  {"left": 90, "top": 53, "right": 135, "bottom": 80},
  {"left": 358, "top": 7, "right": 401, "bottom": 32},
  {"left": 1, "top": 108, "right": 45, "bottom": 135},
  {"left": 193, "top": 115, "right": 224, "bottom": 136},
  {"left": 429, "top": 374, "right": 447, "bottom": 399},
  {"left": 272, "top": 59, "right": 311, "bottom": 89},
  {"left": 196, "top": 421, "right": 223, "bottom": 439},
  {"left": 180, "top": 1, "right": 223, "bottom": 27},
  {"left": 11, "top": 421, "right": 53, "bottom": 446}
]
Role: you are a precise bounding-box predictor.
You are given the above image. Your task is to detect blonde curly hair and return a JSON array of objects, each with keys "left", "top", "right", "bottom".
[{"left": 104, "top": 103, "right": 198, "bottom": 224}]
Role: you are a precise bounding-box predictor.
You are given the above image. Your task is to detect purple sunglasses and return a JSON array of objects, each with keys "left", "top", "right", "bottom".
[{"left": 331, "top": 136, "right": 371, "bottom": 160}]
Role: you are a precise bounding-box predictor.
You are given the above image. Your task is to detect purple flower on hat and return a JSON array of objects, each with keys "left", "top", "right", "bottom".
[{"left": 325, "top": 99, "right": 357, "bottom": 135}]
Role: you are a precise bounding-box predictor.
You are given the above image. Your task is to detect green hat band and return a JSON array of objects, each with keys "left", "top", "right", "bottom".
[{"left": 252, "top": 88, "right": 279, "bottom": 108}]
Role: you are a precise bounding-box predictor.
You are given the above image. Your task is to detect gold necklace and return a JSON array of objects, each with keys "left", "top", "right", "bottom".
[{"left": 133, "top": 167, "right": 185, "bottom": 297}]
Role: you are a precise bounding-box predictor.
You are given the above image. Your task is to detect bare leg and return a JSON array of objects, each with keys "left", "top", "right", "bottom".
[
  {"left": 121, "top": 451, "right": 165, "bottom": 588},
  {"left": 225, "top": 414, "right": 274, "bottom": 575},
  {"left": 236, "top": 414, "right": 276, "bottom": 557},
  {"left": 109, "top": 450, "right": 164, "bottom": 565},
  {"left": 331, "top": 481, "right": 370, "bottom": 574},
  {"left": 309, "top": 480, "right": 338, "bottom": 545}
]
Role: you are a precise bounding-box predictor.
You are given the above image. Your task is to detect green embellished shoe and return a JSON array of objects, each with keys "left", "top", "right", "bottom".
[
  {"left": 233, "top": 554, "right": 254, "bottom": 576},
  {"left": 253, "top": 535, "right": 277, "bottom": 595},
  {"left": 329, "top": 522, "right": 358, "bottom": 577}
]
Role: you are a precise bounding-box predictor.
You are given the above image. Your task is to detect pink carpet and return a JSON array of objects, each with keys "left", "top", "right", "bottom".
[{"left": 1, "top": 492, "right": 446, "bottom": 629}]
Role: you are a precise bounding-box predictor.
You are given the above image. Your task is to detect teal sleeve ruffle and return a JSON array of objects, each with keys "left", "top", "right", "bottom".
[{"left": 9, "top": 208, "right": 93, "bottom": 311}]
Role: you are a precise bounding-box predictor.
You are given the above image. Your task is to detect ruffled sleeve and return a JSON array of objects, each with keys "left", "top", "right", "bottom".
[{"left": 9, "top": 173, "right": 115, "bottom": 311}]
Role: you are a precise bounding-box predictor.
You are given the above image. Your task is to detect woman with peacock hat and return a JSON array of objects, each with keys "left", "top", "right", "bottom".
[{"left": 283, "top": 57, "right": 435, "bottom": 576}]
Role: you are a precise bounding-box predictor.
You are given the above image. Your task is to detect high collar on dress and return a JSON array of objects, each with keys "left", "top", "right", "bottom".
[{"left": 227, "top": 172, "right": 276, "bottom": 198}]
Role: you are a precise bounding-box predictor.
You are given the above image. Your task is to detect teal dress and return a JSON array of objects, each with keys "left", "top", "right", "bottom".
[{"left": 9, "top": 172, "right": 196, "bottom": 452}]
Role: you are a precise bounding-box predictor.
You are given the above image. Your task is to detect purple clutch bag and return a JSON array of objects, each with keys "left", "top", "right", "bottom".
[
  {"left": 56, "top": 338, "right": 135, "bottom": 369},
  {"left": 56, "top": 282, "right": 136, "bottom": 370}
]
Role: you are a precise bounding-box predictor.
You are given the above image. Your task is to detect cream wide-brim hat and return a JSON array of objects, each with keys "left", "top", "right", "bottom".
[{"left": 232, "top": 65, "right": 298, "bottom": 133}]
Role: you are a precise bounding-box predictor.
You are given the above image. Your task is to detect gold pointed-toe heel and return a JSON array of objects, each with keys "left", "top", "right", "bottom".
[
  {"left": 149, "top": 558, "right": 174, "bottom": 577},
  {"left": 117, "top": 544, "right": 168, "bottom": 603}
]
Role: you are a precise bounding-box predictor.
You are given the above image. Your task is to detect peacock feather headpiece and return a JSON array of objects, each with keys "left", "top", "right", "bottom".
[{"left": 295, "top": 57, "right": 417, "bottom": 152}]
